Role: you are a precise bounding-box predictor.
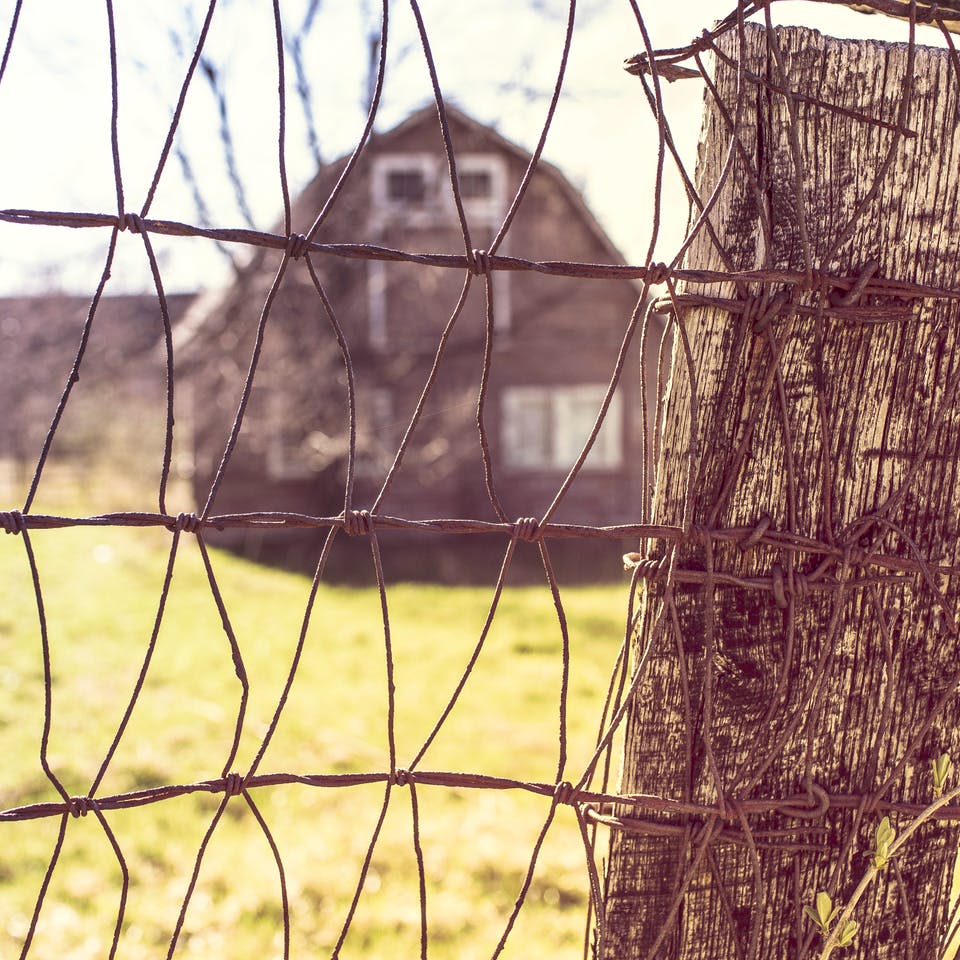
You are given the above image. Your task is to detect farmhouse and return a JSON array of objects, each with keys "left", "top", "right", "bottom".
[{"left": 176, "top": 106, "right": 657, "bottom": 578}]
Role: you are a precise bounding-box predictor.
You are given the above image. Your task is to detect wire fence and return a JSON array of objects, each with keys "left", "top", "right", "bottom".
[{"left": 3, "top": 1, "right": 960, "bottom": 958}]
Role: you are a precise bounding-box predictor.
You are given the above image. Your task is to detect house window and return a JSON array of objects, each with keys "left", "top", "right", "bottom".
[
  {"left": 459, "top": 169, "right": 492, "bottom": 199},
  {"left": 456, "top": 154, "right": 506, "bottom": 220},
  {"left": 501, "top": 385, "right": 622, "bottom": 472},
  {"left": 371, "top": 152, "right": 507, "bottom": 222},
  {"left": 371, "top": 154, "right": 436, "bottom": 218},
  {"left": 367, "top": 152, "right": 512, "bottom": 348},
  {"left": 387, "top": 169, "right": 426, "bottom": 204}
]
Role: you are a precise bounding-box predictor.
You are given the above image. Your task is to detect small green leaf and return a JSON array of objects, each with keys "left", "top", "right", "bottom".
[
  {"left": 869, "top": 816, "right": 896, "bottom": 870},
  {"left": 815, "top": 890, "right": 834, "bottom": 923},
  {"left": 933, "top": 753, "right": 953, "bottom": 798},
  {"left": 805, "top": 891, "right": 839, "bottom": 933},
  {"left": 875, "top": 816, "right": 895, "bottom": 848},
  {"left": 835, "top": 919, "right": 858, "bottom": 947}
]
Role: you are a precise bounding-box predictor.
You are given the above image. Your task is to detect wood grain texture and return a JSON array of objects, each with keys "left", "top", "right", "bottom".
[{"left": 602, "top": 24, "right": 960, "bottom": 959}]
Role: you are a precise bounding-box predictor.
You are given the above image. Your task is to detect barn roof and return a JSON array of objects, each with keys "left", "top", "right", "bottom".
[{"left": 370, "top": 103, "right": 632, "bottom": 268}]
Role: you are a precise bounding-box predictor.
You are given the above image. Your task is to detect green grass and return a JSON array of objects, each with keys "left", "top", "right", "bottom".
[{"left": 0, "top": 519, "right": 631, "bottom": 959}]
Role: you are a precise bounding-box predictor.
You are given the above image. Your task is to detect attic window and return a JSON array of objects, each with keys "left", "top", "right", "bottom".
[
  {"left": 387, "top": 169, "right": 426, "bottom": 203},
  {"left": 459, "top": 170, "right": 492, "bottom": 199}
]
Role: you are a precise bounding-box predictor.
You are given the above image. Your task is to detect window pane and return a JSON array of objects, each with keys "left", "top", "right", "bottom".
[
  {"left": 555, "top": 387, "right": 622, "bottom": 470},
  {"left": 387, "top": 170, "right": 426, "bottom": 203},
  {"left": 460, "top": 170, "right": 492, "bottom": 199},
  {"left": 502, "top": 388, "right": 552, "bottom": 469}
]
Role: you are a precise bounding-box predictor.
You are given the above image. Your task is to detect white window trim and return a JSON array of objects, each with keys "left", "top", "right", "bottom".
[
  {"left": 367, "top": 258, "right": 388, "bottom": 350},
  {"left": 370, "top": 153, "right": 441, "bottom": 229},
  {"left": 367, "top": 151, "right": 512, "bottom": 347},
  {"left": 370, "top": 151, "right": 508, "bottom": 226},
  {"left": 455, "top": 152, "right": 507, "bottom": 222},
  {"left": 501, "top": 384, "right": 623, "bottom": 473},
  {"left": 487, "top": 233, "right": 511, "bottom": 336}
]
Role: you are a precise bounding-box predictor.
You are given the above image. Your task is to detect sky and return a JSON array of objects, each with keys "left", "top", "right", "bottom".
[{"left": 0, "top": 0, "right": 942, "bottom": 295}]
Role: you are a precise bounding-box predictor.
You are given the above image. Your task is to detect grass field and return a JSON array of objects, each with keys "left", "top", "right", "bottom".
[{"left": 0, "top": 515, "right": 631, "bottom": 959}]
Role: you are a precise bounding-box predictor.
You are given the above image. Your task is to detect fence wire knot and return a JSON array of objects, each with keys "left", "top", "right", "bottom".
[
  {"left": 802, "top": 268, "right": 827, "bottom": 294},
  {"left": 392, "top": 768, "right": 413, "bottom": 787},
  {"left": 514, "top": 517, "right": 540, "bottom": 543},
  {"left": 67, "top": 795, "right": 93, "bottom": 818},
  {"left": 739, "top": 515, "right": 772, "bottom": 552},
  {"left": 687, "top": 523, "right": 711, "bottom": 544},
  {"left": 285, "top": 233, "right": 311, "bottom": 260},
  {"left": 769, "top": 565, "right": 812, "bottom": 605},
  {"left": 739, "top": 295, "right": 763, "bottom": 326},
  {"left": 467, "top": 248, "right": 491, "bottom": 276},
  {"left": 779, "top": 783, "right": 831, "bottom": 820},
  {"left": 841, "top": 542, "right": 868, "bottom": 567},
  {"left": 650, "top": 294, "right": 674, "bottom": 315},
  {"left": 831, "top": 258, "right": 880, "bottom": 307},
  {"left": 694, "top": 27, "right": 716, "bottom": 54},
  {"left": 622, "top": 552, "right": 662, "bottom": 578},
  {"left": 752, "top": 289, "right": 791, "bottom": 334},
  {"left": 119, "top": 212, "right": 144, "bottom": 234},
  {"left": 343, "top": 509, "right": 372, "bottom": 537},
  {"left": 553, "top": 780, "right": 576, "bottom": 805},
  {"left": 172, "top": 512, "right": 202, "bottom": 534},
  {"left": 644, "top": 261, "right": 670, "bottom": 285},
  {"left": 1, "top": 510, "right": 25, "bottom": 535},
  {"left": 223, "top": 772, "right": 245, "bottom": 798},
  {"left": 625, "top": 53, "right": 700, "bottom": 82}
]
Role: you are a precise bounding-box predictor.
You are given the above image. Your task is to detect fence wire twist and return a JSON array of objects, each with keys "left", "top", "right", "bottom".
[{"left": 3, "top": 1, "right": 960, "bottom": 959}]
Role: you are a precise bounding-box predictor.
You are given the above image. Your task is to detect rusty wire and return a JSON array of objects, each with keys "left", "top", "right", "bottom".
[{"left": 3, "top": 0, "right": 960, "bottom": 958}]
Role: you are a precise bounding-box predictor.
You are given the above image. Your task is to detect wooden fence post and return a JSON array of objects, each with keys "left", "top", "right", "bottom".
[{"left": 601, "top": 23, "right": 960, "bottom": 959}]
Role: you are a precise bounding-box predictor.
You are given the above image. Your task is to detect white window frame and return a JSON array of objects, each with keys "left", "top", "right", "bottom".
[
  {"left": 367, "top": 151, "right": 512, "bottom": 347},
  {"left": 367, "top": 258, "right": 388, "bottom": 351},
  {"left": 370, "top": 151, "right": 508, "bottom": 225},
  {"left": 370, "top": 153, "right": 440, "bottom": 229},
  {"left": 501, "top": 384, "right": 623, "bottom": 473},
  {"left": 455, "top": 152, "right": 507, "bottom": 222}
]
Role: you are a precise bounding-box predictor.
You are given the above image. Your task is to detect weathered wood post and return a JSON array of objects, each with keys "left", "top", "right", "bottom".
[{"left": 601, "top": 23, "right": 960, "bottom": 959}]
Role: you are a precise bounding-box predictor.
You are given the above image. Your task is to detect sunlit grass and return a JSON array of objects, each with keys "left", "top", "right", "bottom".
[{"left": 0, "top": 512, "right": 630, "bottom": 959}]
